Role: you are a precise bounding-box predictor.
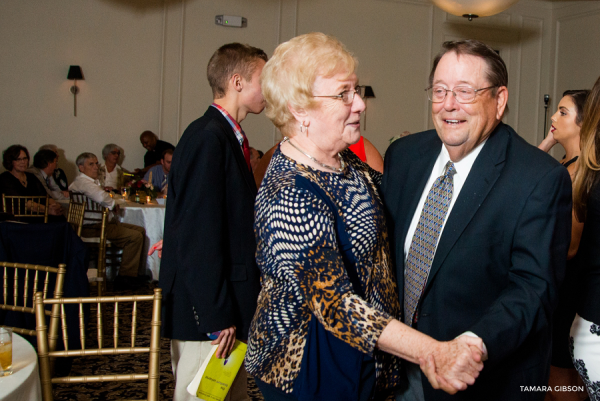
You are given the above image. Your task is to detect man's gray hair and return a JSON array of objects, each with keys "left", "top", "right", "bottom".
[{"left": 75, "top": 152, "right": 97, "bottom": 167}]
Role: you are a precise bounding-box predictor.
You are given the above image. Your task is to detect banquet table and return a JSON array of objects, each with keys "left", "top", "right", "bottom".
[
  {"left": 0, "top": 333, "right": 42, "bottom": 401},
  {"left": 116, "top": 199, "right": 166, "bottom": 281}
]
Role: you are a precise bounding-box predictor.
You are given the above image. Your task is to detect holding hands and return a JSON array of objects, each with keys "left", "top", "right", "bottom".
[{"left": 419, "top": 335, "right": 485, "bottom": 394}]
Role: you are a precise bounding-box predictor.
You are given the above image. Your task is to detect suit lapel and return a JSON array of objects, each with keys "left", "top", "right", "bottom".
[
  {"left": 210, "top": 108, "right": 257, "bottom": 195},
  {"left": 424, "top": 124, "right": 509, "bottom": 292},
  {"left": 393, "top": 134, "right": 441, "bottom": 281}
]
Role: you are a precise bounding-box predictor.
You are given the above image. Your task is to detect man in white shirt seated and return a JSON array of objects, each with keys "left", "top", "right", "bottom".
[
  {"left": 28, "top": 149, "right": 69, "bottom": 200},
  {"left": 143, "top": 149, "right": 172, "bottom": 194},
  {"left": 69, "top": 152, "right": 146, "bottom": 287}
]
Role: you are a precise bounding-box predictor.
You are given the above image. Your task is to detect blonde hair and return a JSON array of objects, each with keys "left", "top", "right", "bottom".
[
  {"left": 574, "top": 75, "right": 600, "bottom": 222},
  {"left": 261, "top": 32, "right": 357, "bottom": 134}
]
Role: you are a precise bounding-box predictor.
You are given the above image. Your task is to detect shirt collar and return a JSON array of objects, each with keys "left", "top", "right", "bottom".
[
  {"left": 211, "top": 103, "right": 245, "bottom": 147},
  {"left": 79, "top": 173, "right": 100, "bottom": 185},
  {"left": 438, "top": 138, "right": 487, "bottom": 178}
]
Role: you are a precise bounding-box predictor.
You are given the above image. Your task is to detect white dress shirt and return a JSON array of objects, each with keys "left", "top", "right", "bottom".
[{"left": 69, "top": 173, "right": 125, "bottom": 224}]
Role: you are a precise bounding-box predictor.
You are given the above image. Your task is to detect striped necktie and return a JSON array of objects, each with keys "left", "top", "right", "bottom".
[{"left": 404, "top": 161, "right": 456, "bottom": 326}]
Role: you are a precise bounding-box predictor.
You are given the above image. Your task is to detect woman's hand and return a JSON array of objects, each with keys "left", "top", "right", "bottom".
[
  {"left": 538, "top": 130, "right": 558, "bottom": 153},
  {"left": 212, "top": 326, "right": 236, "bottom": 359},
  {"left": 148, "top": 240, "right": 163, "bottom": 258},
  {"left": 420, "top": 336, "right": 484, "bottom": 394}
]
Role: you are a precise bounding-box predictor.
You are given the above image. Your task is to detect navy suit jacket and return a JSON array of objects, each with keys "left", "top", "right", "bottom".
[
  {"left": 381, "top": 123, "right": 572, "bottom": 400},
  {"left": 159, "top": 106, "right": 260, "bottom": 341}
]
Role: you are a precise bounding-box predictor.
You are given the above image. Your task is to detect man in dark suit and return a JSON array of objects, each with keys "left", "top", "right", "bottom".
[
  {"left": 158, "top": 43, "right": 267, "bottom": 401},
  {"left": 381, "top": 40, "right": 572, "bottom": 400}
]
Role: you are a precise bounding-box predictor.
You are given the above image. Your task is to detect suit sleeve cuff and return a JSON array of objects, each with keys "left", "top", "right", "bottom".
[{"left": 458, "top": 331, "right": 488, "bottom": 360}]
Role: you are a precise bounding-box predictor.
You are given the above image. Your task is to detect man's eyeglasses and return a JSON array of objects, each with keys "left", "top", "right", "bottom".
[
  {"left": 313, "top": 85, "right": 364, "bottom": 105},
  {"left": 110, "top": 151, "right": 121, "bottom": 156},
  {"left": 426, "top": 85, "right": 497, "bottom": 104}
]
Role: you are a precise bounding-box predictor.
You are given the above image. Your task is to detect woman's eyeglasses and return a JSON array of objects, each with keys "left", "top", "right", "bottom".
[{"left": 313, "top": 86, "right": 365, "bottom": 105}]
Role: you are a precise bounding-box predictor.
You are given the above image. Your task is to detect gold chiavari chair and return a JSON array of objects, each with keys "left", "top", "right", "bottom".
[
  {"left": 35, "top": 288, "right": 162, "bottom": 401},
  {"left": 2, "top": 194, "right": 50, "bottom": 223},
  {"left": 0, "top": 262, "right": 65, "bottom": 347},
  {"left": 66, "top": 199, "right": 85, "bottom": 237},
  {"left": 69, "top": 192, "right": 114, "bottom": 296}
]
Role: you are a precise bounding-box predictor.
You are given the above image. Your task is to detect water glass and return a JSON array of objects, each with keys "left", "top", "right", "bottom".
[
  {"left": 0, "top": 327, "right": 12, "bottom": 376},
  {"left": 121, "top": 187, "right": 129, "bottom": 198}
]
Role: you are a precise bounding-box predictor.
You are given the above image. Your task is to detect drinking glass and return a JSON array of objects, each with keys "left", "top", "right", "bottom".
[
  {"left": 0, "top": 327, "right": 12, "bottom": 376},
  {"left": 121, "top": 187, "right": 129, "bottom": 198}
]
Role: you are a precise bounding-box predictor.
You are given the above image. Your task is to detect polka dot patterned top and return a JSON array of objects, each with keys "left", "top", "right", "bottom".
[{"left": 246, "top": 146, "right": 401, "bottom": 394}]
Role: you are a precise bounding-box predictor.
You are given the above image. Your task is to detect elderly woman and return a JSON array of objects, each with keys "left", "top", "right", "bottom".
[
  {"left": 245, "top": 33, "right": 483, "bottom": 401},
  {"left": 98, "top": 144, "right": 126, "bottom": 191},
  {"left": 0, "top": 145, "right": 62, "bottom": 217}
]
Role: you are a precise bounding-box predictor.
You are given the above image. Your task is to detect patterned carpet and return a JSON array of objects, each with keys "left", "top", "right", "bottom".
[{"left": 52, "top": 281, "right": 264, "bottom": 401}]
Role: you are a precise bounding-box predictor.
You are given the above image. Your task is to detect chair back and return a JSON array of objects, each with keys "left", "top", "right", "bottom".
[
  {"left": 1, "top": 262, "right": 65, "bottom": 344},
  {"left": 69, "top": 192, "right": 109, "bottom": 295},
  {"left": 35, "top": 288, "right": 162, "bottom": 401},
  {"left": 66, "top": 200, "right": 85, "bottom": 237},
  {"left": 2, "top": 194, "right": 50, "bottom": 223},
  {"left": 69, "top": 192, "right": 106, "bottom": 226}
]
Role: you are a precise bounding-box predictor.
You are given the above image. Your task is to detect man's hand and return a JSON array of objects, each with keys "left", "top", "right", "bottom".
[
  {"left": 48, "top": 203, "right": 63, "bottom": 216},
  {"left": 148, "top": 240, "right": 163, "bottom": 258},
  {"left": 212, "top": 326, "right": 236, "bottom": 359},
  {"left": 61, "top": 191, "right": 70, "bottom": 198},
  {"left": 420, "top": 336, "right": 484, "bottom": 394}
]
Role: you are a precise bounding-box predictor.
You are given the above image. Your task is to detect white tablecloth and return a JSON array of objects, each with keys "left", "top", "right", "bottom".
[
  {"left": 0, "top": 333, "right": 42, "bottom": 401},
  {"left": 117, "top": 200, "right": 166, "bottom": 281}
]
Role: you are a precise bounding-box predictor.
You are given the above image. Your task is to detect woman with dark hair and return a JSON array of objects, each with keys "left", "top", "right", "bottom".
[
  {"left": 537, "top": 90, "right": 590, "bottom": 401},
  {"left": 571, "top": 76, "right": 600, "bottom": 401},
  {"left": 0, "top": 145, "right": 63, "bottom": 217}
]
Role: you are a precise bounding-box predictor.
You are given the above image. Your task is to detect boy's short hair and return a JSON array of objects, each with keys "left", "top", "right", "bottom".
[{"left": 207, "top": 43, "right": 267, "bottom": 99}]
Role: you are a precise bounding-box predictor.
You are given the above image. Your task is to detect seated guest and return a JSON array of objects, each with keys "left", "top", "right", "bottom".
[
  {"left": 39, "top": 144, "right": 69, "bottom": 191},
  {"left": 0, "top": 145, "right": 63, "bottom": 217},
  {"left": 28, "top": 149, "right": 70, "bottom": 200},
  {"left": 143, "top": 149, "right": 172, "bottom": 193},
  {"left": 69, "top": 152, "right": 146, "bottom": 287},
  {"left": 98, "top": 144, "right": 126, "bottom": 192},
  {"left": 134, "top": 131, "right": 174, "bottom": 176}
]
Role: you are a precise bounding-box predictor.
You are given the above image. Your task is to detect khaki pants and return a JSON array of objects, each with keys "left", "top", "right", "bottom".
[
  {"left": 82, "top": 222, "right": 145, "bottom": 277},
  {"left": 171, "top": 339, "right": 250, "bottom": 401}
]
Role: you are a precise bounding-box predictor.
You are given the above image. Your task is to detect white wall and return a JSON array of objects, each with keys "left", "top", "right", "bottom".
[{"left": 1, "top": 0, "right": 599, "bottom": 181}]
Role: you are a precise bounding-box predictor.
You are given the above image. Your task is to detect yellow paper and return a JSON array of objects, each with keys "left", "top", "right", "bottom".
[{"left": 187, "top": 341, "right": 247, "bottom": 401}]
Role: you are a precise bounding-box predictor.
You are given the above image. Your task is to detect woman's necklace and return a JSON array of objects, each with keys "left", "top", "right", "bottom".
[
  {"left": 18, "top": 173, "right": 27, "bottom": 187},
  {"left": 283, "top": 137, "right": 345, "bottom": 173}
]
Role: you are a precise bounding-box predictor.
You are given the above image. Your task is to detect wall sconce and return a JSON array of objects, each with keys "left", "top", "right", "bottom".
[
  {"left": 67, "top": 65, "right": 84, "bottom": 116},
  {"left": 362, "top": 86, "right": 375, "bottom": 130},
  {"left": 431, "top": 0, "right": 520, "bottom": 20}
]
